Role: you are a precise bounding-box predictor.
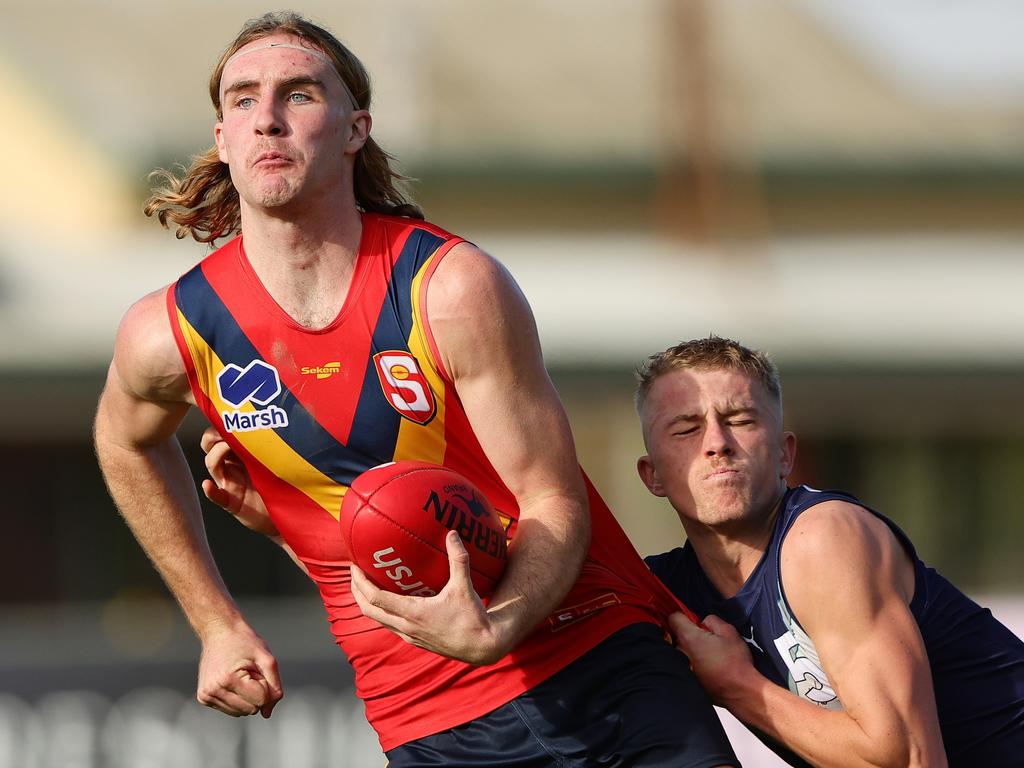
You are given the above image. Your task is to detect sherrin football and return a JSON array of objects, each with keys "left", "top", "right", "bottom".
[{"left": 340, "top": 461, "right": 508, "bottom": 598}]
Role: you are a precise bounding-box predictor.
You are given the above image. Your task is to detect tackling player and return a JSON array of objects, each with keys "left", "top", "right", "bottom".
[{"left": 637, "top": 336, "right": 1024, "bottom": 767}]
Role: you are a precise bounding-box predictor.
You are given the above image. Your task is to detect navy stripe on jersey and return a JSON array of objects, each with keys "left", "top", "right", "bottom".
[
  {"left": 346, "top": 229, "right": 446, "bottom": 458},
  {"left": 175, "top": 266, "right": 375, "bottom": 486}
]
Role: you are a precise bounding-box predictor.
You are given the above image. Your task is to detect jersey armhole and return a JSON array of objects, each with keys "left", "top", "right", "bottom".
[
  {"left": 775, "top": 553, "right": 803, "bottom": 636},
  {"left": 414, "top": 237, "right": 466, "bottom": 387},
  {"left": 164, "top": 281, "right": 215, "bottom": 425},
  {"left": 775, "top": 497, "right": 814, "bottom": 636}
]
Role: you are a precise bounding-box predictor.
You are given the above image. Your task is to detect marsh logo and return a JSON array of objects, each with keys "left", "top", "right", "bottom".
[{"left": 216, "top": 360, "right": 289, "bottom": 433}]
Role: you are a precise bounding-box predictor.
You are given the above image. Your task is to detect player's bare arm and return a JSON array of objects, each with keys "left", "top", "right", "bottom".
[
  {"left": 350, "top": 243, "right": 590, "bottom": 665},
  {"left": 94, "top": 288, "right": 283, "bottom": 718},
  {"left": 675, "top": 499, "right": 946, "bottom": 768}
]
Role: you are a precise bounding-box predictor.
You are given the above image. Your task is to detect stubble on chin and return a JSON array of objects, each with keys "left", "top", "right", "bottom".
[
  {"left": 257, "top": 189, "right": 293, "bottom": 208},
  {"left": 251, "top": 177, "right": 297, "bottom": 208},
  {"left": 694, "top": 485, "right": 752, "bottom": 527}
]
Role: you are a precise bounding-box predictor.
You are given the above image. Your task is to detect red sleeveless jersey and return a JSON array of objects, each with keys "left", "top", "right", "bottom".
[{"left": 167, "top": 213, "right": 694, "bottom": 750}]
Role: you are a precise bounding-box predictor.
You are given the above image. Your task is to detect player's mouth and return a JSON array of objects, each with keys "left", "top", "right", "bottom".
[
  {"left": 253, "top": 151, "right": 292, "bottom": 167},
  {"left": 705, "top": 466, "right": 741, "bottom": 481}
]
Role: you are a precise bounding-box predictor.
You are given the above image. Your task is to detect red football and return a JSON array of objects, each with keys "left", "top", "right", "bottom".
[{"left": 340, "top": 461, "right": 508, "bottom": 598}]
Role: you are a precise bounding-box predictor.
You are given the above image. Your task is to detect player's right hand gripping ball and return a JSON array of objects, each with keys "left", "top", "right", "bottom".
[{"left": 340, "top": 461, "right": 508, "bottom": 598}]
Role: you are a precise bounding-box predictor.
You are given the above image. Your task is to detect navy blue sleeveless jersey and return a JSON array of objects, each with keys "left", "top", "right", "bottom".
[{"left": 646, "top": 485, "right": 1024, "bottom": 767}]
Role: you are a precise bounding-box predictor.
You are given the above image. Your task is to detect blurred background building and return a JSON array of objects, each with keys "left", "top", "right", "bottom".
[{"left": 1, "top": 1, "right": 1022, "bottom": 765}]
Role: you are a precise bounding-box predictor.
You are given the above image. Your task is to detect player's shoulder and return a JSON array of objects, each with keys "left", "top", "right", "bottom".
[
  {"left": 118, "top": 283, "right": 173, "bottom": 334},
  {"left": 435, "top": 240, "right": 503, "bottom": 277},
  {"left": 370, "top": 213, "right": 500, "bottom": 297},
  {"left": 792, "top": 494, "right": 892, "bottom": 533},
  {"left": 428, "top": 241, "right": 523, "bottom": 314},
  {"left": 784, "top": 499, "right": 880, "bottom": 557},
  {"left": 781, "top": 497, "right": 907, "bottom": 589},
  {"left": 112, "top": 286, "right": 189, "bottom": 401},
  {"left": 423, "top": 239, "right": 541, "bottom": 381}
]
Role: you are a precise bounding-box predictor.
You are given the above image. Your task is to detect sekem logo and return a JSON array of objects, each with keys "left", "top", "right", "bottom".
[{"left": 300, "top": 362, "right": 342, "bottom": 379}]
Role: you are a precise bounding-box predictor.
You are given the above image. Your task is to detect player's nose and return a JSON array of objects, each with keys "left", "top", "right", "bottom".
[
  {"left": 254, "top": 99, "right": 285, "bottom": 136},
  {"left": 702, "top": 419, "right": 733, "bottom": 457}
]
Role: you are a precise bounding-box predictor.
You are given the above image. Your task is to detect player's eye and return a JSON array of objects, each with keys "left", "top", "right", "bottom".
[
  {"left": 728, "top": 419, "right": 754, "bottom": 427},
  {"left": 288, "top": 92, "right": 312, "bottom": 104},
  {"left": 236, "top": 96, "right": 256, "bottom": 110},
  {"left": 672, "top": 426, "right": 699, "bottom": 437}
]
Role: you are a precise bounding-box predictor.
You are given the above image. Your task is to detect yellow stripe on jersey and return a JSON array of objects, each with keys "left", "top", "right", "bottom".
[
  {"left": 391, "top": 251, "right": 449, "bottom": 465},
  {"left": 175, "top": 308, "right": 346, "bottom": 518}
]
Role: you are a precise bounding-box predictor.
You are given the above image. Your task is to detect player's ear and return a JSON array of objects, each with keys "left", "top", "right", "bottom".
[
  {"left": 637, "top": 455, "right": 666, "bottom": 497},
  {"left": 345, "top": 110, "right": 371, "bottom": 154},
  {"left": 215, "top": 122, "right": 228, "bottom": 163},
  {"left": 779, "top": 431, "right": 797, "bottom": 479}
]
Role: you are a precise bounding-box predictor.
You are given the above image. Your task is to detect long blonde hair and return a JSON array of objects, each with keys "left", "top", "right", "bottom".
[{"left": 145, "top": 11, "right": 423, "bottom": 243}]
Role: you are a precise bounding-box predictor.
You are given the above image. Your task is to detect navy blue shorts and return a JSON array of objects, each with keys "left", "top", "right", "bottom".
[{"left": 386, "top": 622, "right": 739, "bottom": 767}]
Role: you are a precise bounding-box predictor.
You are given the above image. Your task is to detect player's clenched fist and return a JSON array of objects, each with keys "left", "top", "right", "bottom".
[
  {"left": 197, "top": 617, "right": 283, "bottom": 718},
  {"left": 669, "top": 612, "right": 754, "bottom": 708}
]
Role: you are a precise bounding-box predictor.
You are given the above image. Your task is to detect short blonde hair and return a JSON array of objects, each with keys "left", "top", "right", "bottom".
[{"left": 635, "top": 336, "right": 781, "bottom": 412}]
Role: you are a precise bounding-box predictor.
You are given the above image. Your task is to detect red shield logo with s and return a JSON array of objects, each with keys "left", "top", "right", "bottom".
[{"left": 373, "top": 352, "right": 437, "bottom": 425}]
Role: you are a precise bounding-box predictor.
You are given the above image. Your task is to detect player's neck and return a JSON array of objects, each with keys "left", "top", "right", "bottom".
[
  {"left": 238, "top": 198, "right": 364, "bottom": 330},
  {"left": 691, "top": 533, "right": 766, "bottom": 599},
  {"left": 240, "top": 191, "right": 362, "bottom": 265},
  {"left": 687, "top": 494, "right": 784, "bottom": 598}
]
